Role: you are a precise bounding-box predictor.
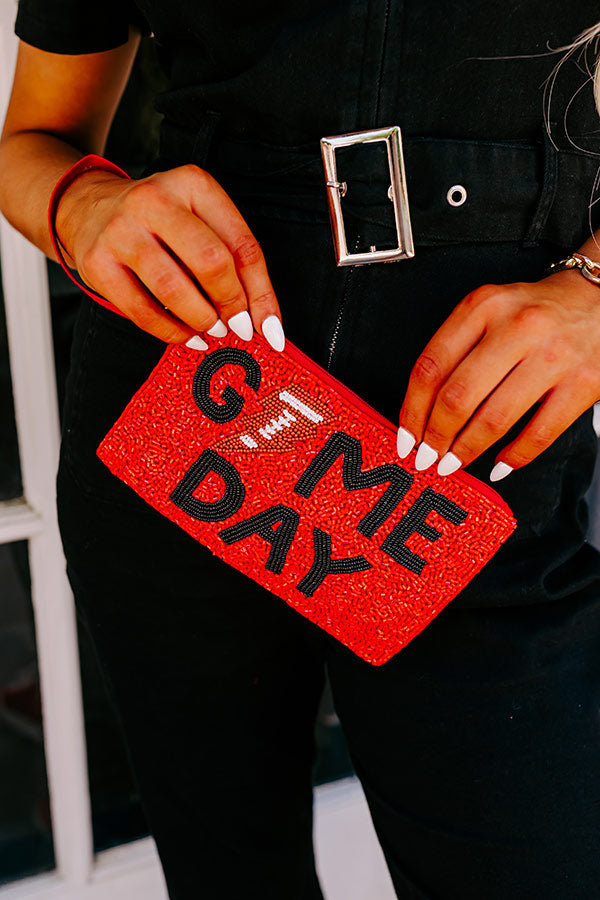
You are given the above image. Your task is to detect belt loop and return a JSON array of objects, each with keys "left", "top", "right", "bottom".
[{"left": 522, "top": 124, "right": 559, "bottom": 247}]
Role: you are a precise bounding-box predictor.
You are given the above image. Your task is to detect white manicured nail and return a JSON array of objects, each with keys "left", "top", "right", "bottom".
[
  {"left": 396, "top": 426, "right": 416, "bottom": 459},
  {"left": 437, "top": 452, "right": 462, "bottom": 477},
  {"left": 490, "top": 462, "right": 513, "bottom": 482},
  {"left": 207, "top": 318, "right": 228, "bottom": 337},
  {"left": 262, "top": 314, "right": 285, "bottom": 352},
  {"left": 228, "top": 310, "right": 253, "bottom": 341},
  {"left": 414, "top": 442, "right": 438, "bottom": 471},
  {"left": 185, "top": 335, "right": 209, "bottom": 351}
]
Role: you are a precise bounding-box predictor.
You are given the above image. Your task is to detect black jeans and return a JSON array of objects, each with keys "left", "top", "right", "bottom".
[
  {"left": 54, "top": 98, "right": 600, "bottom": 896},
  {"left": 57, "top": 235, "right": 600, "bottom": 898}
]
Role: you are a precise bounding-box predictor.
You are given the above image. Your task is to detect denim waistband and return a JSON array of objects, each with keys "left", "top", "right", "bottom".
[{"left": 154, "top": 118, "right": 600, "bottom": 249}]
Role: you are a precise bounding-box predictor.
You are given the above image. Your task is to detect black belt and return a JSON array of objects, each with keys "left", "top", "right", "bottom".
[{"left": 156, "top": 117, "right": 600, "bottom": 251}]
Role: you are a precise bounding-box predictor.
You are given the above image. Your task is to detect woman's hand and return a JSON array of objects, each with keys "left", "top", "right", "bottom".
[
  {"left": 396, "top": 268, "right": 600, "bottom": 480},
  {"left": 1, "top": 40, "right": 284, "bottom": 349},
  {"left": 54, "top": 163, "right": 284, "bottom": 350}
]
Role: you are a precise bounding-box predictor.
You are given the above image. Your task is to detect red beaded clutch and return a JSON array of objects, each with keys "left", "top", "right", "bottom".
[
  {"left": 48, "top": 156, "right": 515, "bottom": 663},
  {"left": 97, "top": 331, "right": 516, "bottom": 665}
]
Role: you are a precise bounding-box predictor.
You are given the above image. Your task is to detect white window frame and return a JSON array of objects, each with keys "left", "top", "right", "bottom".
[{"left": 0, "top": 5, "right": 395, "bottom": 897}]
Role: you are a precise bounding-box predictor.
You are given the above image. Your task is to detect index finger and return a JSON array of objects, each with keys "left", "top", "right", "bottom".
[
  {"left": 184, "top": 167, "right": 282, "bottom": 340},
  {"left": 397, "top": 294, "right": 488, "bottom": 453}
]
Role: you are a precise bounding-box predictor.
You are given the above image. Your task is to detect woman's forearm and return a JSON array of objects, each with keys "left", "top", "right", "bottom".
[
  {"left": 0, "top": 130, "right": 85, "bottom": 260},
  {"left": 0, "top": 34, "right": 141, "bottom": 260}
]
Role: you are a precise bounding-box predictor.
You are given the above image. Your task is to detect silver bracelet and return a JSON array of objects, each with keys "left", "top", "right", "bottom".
[{"left": 547, "top": 251, "right": 600, "bottom": 285}]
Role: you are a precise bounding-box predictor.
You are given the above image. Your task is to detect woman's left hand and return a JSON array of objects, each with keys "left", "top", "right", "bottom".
[{"left": 396, "top": 268, "right": 600, "bottom": 481}]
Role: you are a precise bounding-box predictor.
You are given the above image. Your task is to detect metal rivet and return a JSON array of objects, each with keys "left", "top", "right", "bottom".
[{"left": 447, "top": 185, "right": 467, "bottom": 207}]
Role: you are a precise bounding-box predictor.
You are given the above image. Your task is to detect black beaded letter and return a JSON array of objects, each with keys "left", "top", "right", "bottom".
[
  {"left": 193, "top": 348, "right": 261, "bottom": 423},
  {"left": 381, "top": 487, "right": 467, "bottom": 575},
  {"left": 218, "top": 504, "right": 300, "bottom": 574},
  {"left": 170, "top": 449, "right": 245, "bottom": 522},
  {"left": 297, "top": 527, "right": 372, "bottom": 597},
  {"left": 294, "top": 431, "right": 413, "bottom": 537}
]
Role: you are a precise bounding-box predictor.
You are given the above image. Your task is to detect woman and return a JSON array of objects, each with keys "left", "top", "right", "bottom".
[{"left": 1, "top": 3, "right": 599, "bottom": 897}]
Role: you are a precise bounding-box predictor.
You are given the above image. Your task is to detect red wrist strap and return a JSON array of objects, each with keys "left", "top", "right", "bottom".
[{"left": 48, "top": 154, "right": 131, "bottom": 317}]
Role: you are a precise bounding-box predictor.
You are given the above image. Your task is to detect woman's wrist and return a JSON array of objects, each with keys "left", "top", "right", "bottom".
[{"left": 53, "top": 167, "right": 128, "bottom": 268}]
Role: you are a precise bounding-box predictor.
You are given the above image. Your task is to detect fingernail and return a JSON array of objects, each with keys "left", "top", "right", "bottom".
[
  {"left": 437, "top": 452, "right": 462, "bottom": 477},
  {"left": 262, "top": 314, "right": 285, "bottom": 352},
  {"left": 414, "top": 442, "right": 438, "bottom": 471},
  {"left": 185, "top": 335, "right": 209, "bottom": 351},
  {"left": 396, "top": 426, "right": 416, "bottom": 459},
  {"left": 228, "top": 310, "right": 253, "bottom": 341},
  {"left": 490, "top": 462, "right": 513, "bottom": 482},
  {"left": 207, "top": 318, "right": 228, "bottom": 338}
]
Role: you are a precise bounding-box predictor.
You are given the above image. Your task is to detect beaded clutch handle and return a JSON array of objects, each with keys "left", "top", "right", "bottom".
[{"left": 97, "top": 331, "right": 516, "bottom": 665}]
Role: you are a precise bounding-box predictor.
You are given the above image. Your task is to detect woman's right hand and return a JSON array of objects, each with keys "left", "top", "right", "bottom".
[
  {"left": 0, "top": 38, "right": 283, "bottom": 350},
  {"left": 54, "top": 162, "right": 285, "bottom": 350}
]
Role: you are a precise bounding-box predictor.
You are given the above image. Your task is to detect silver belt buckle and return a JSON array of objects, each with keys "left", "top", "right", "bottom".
[{"left": 320, "top": 125, "right": 414, "bottom": 266}]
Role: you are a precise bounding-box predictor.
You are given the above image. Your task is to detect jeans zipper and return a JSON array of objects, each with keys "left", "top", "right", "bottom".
[
  {"left": 327, "top": 0, "right": 392, "bottom": 371},
  {"left": 374, "top": 0, "right": 391, "bottom": 123},
  {"left": 326, "top": 235, "right": 362, "bottom": 370},
  {"left": 326, "top": 270, "right": 356, "bottom": 371}
]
